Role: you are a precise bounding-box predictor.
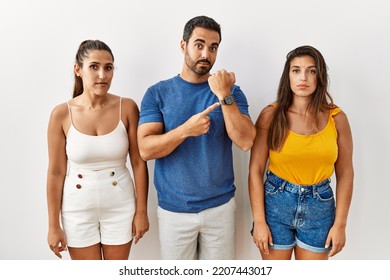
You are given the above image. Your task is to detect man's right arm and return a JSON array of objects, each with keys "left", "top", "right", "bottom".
[
  {"left": 137, "top": 122, "right": 187, "bottom": 161},
  {"left": 137, "top": 102, "right": 220, "bottom": 161}
]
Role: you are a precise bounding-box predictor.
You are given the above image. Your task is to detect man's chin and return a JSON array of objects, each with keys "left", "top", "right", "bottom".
[{"left": 195, "top": 67, "right": 211, "bottom": 76}]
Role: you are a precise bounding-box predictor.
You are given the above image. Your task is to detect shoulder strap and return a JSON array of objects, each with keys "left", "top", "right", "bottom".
[
  {"left": 66, "top": 101, "right": 74, "bottom": 126},
  {"left": 330, "top": 106, "right": 341, "bottom": 117},
  {"left": 119, "top": 97, "right": 122, "bottom": 121},
  {"left": 328, "top": 105, "right": 341, "bottom": 136}
]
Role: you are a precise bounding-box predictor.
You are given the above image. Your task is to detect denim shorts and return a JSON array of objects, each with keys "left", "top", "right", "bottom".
[{"left": 261, "top": 171, "right": 335, "bottom": 253}]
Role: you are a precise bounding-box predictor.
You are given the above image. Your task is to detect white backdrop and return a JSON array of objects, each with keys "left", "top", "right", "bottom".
[{"left": 0, "top": 0, "right": 389, "bottom": 260}]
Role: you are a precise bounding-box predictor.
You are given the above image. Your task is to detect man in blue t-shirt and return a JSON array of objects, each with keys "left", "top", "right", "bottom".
[{"left": 138, "top": 15, "right": 256, "bottom": 260}]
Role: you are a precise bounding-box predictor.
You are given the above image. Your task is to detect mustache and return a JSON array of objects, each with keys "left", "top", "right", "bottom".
[{"left": 197, "top": 59, "right": 211, "bottom": 64}]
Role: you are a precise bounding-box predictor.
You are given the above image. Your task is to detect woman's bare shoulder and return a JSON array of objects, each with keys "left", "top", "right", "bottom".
[
  {"left": 49, "top": 102, "right": 69, "bottom": 121},
  {"left": 256, "top": 104, "right": 276, "bottom": 128}
]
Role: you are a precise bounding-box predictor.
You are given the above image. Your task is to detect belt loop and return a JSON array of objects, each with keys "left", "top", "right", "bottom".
[
  {"left": 312, "top": 185, "right": 317, "bottom": 198},
  {"left": 280, "top": 181, "right": 286, "bottom": 192},
  {"left": 265, "top": 170, "right": 271, "bottom": 182}
]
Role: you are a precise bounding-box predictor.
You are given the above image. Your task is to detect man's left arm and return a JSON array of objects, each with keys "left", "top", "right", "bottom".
[{"left": 208, "top": 70, "right": 256, "bottom": 151}]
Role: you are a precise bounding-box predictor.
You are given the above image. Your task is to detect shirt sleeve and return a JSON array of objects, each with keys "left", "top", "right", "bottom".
[
  {"left": 232, "top": 85, "right": 250, "bottom": 117},
  {"left": 138, "top": 87, "right": 163, "bottom": 125}
]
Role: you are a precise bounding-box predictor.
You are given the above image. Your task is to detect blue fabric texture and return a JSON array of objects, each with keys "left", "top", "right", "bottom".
[
  {"left": 139, "top": 75, "right": 250, "bottom": 213},
  {"left": 264, "top": 171, "right": 335, "bottom": 253}
]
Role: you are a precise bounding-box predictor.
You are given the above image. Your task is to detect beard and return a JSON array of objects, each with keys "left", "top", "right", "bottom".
[{"left": 184, "top": 53, "right": 213, "bottom": 76}]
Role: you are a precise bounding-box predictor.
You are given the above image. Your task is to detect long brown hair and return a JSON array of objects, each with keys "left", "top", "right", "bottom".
[
  {"left": 268, "top": 45, "right": 334, "bottom": 151},
  {"left": 73, "top": 40, "right": 114, "bottom": 98}
]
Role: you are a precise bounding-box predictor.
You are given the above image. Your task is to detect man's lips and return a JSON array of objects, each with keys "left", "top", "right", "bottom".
[{"left": 197, "top": 60, "right": 210, "bottom": 66}]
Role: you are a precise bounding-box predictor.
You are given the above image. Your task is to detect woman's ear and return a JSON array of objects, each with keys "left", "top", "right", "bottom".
[{"left": 74, "top": 63, "right": 81, "bottom": 77}]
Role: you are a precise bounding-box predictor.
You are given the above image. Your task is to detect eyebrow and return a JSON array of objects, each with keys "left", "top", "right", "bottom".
[
  {"left": 193, "top": 39, "right": 205, "bottom": 44},
  {"left": 291, "top": 65, "right": 316, "bottom": 68},
  {"left": 88, "top": 61, "right": 114, "bottom": 65},
  {"left": 193, "top": 38, "right": 219, "bottom": 47}
]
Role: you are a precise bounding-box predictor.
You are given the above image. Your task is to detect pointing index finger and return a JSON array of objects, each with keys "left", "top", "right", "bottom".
[{"left": 200, "top": 102, "right": 220, "bottom": 116}]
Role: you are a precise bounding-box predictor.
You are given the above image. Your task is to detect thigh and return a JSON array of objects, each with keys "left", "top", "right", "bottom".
[
  {"left": 62, "top": 174, "right": 100, "bottom": 247},
  {"left": 99, "top": 168, "right": 136, "bottom": 246},
  {"left": 264, "top": 181, "right": 297, "bottom": 249},
  {"left": 198, "top": 198, "right": 236, "bottom": 260},
  {"left": 294, "top": 245, "right": 329, "bottom": 260},
  {"left": 102, "top": 241, "right": 132, "bottom": 260},
  {"left": 68, "top": 243, "right": 102, "bottom": 260},
  {"left": 261, "top": 248, "right": 293, "bottom": 260},
  {"left": 296, "top": 184, "right": 335, "bottom": 253},
  {"left": 157, "top": 207, "right": 199, "bottom": 260}
]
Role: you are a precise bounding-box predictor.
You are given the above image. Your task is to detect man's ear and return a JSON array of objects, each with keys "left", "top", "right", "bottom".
[{"left": 180, "top": 40, "right": 186, "bottom": 53}]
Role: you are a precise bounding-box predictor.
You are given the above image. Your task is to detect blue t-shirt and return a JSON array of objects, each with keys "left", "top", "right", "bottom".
[{"left": 139, "top": 75, "right": 250, "bottom": 213}]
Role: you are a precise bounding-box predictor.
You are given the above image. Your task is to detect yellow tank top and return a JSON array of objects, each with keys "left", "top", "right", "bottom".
[{"left": 268, "top": 106, "right": 340, "bottom": 185}]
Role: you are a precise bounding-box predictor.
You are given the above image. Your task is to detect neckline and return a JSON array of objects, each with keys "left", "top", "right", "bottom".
[
  {"left": 288, "top": 110, "right": 332, "bottom": 137},
  {"left": 175, "top": 74, "right": 209, "bottom": 86},
  {"left": 69, "top": 120, "right": 124, "bottom": 137},
  {"left": 288, "top": 122, "right": 330, "bottom": 137}
]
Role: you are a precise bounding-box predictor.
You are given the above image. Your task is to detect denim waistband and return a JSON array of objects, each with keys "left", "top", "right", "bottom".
[{"left": 266, "top": 171, "right": 331, "bottom": 195}]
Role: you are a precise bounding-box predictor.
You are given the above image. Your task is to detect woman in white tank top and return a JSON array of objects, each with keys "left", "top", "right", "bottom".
[{"left": 46, "top": 40, "right": 149, "bottom": 260}]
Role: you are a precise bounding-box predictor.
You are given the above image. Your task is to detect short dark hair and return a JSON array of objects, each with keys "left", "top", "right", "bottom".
[{"left": 182, "top": 15, "right": 221, "bottom": 43}]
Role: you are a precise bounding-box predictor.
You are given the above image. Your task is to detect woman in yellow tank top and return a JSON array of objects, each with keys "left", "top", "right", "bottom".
[{"left": 249, "top": 45, "right": 354, "bottom": 260}]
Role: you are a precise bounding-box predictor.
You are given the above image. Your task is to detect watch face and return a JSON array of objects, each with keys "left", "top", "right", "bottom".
[{"left": 225, "top": 95, "right": 234, "bottom": 105}]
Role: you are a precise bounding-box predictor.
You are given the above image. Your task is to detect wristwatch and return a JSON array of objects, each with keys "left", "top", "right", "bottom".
[{"left": 219, "top": 94, "right": 235, "bottom": 105}]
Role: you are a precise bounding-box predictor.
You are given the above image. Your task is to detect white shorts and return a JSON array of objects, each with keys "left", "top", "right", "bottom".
[{"left": 62, "top": 166, "right": 135, "bottom": 248}]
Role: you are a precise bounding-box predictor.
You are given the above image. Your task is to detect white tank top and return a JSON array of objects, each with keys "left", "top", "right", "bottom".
[{"left": 66, "top": 97, "right": 129, "bottom": 170}]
